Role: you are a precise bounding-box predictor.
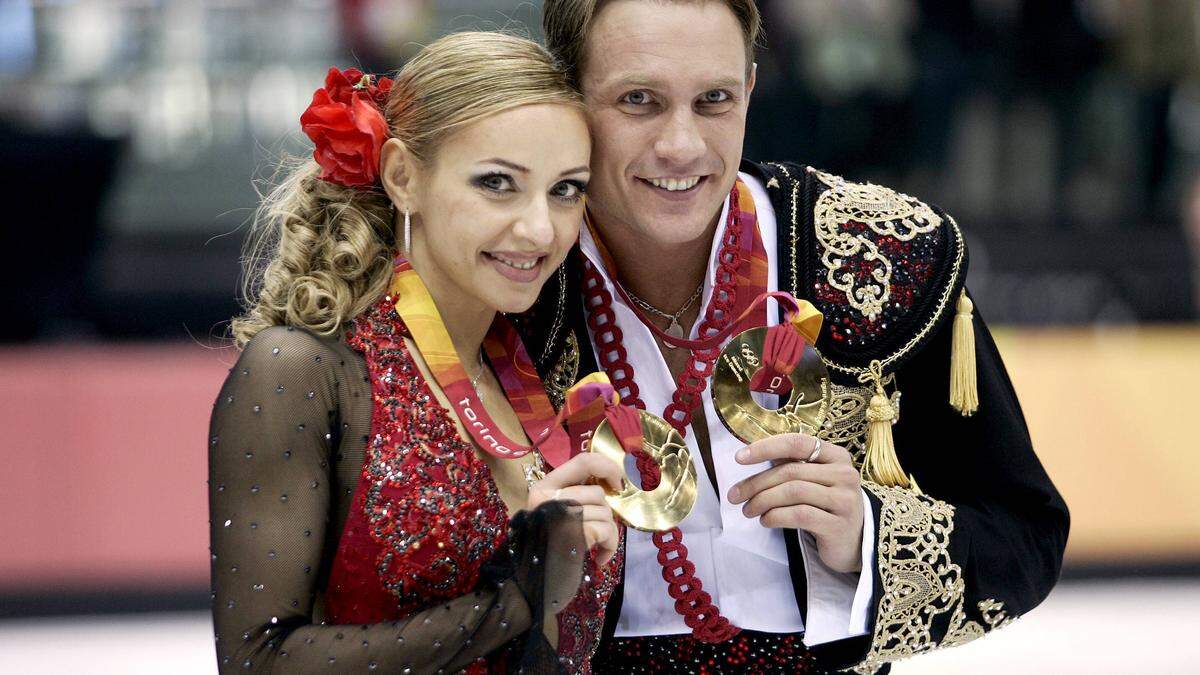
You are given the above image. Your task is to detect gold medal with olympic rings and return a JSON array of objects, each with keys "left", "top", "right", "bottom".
[
  {"left": 712, "top": 326, "right": 832, "bottom": 443},
  {"left": 588, "top": 410, "right": 697, "bottom": 532}
]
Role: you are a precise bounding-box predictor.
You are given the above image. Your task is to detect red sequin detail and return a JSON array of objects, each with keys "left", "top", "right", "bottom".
[
  {"left": 322, "top": 295, "right": 620, "bottom": 672},
  {"left": 325, "top": 296, "right": 508, "bottom": 626},
  {"left": 814, "top": 216, "right": 947, "bottom": 347},
  {"left": 594, "top": 631, "right": 819, "bottom": 673}
]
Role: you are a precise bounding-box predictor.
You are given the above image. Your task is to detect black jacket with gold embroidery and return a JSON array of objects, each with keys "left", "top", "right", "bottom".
[{"left": 513, "top": 160, "right": 1070, "bottom": 674}]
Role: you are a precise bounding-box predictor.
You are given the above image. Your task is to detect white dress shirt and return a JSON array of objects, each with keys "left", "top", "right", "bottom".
[{"left": 579, "top": 171, "right": 876, "bottom": 645}]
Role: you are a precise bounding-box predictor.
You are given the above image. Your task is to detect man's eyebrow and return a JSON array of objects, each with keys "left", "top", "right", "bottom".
[
  {"left": 479, "top": 158, "right": 529, "bottom": 173},
  {"left": 707, "top": 76, "right": 745, "bottom": 91},
  {"left": 596, "top": 73, "right": 662, "bottom": 89},
  {"left": 596, "top": 74, "right": 744, "bottom": 91}
]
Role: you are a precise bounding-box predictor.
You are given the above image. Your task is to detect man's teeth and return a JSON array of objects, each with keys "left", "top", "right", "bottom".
[
  {"left": 646, "top": 176, "right": 701, "bottom": 192},
  {"left": 492, "top": 254, "right": 538, "bottom": 270}
]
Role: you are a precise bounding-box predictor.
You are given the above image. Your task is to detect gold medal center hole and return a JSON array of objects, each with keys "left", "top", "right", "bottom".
[
  {"left": 616, "top": 451, "right": 653, "bottom": 490},
  {"left": 749, "top": 385, "right": 787, "bottom": 411}
]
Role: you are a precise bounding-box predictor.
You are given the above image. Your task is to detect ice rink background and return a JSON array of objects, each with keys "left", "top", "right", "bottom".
[
  {"left": 3, "top": 1, "right": 1199, "bottom": 673},
  {"left": 3, "top": 580, "right": 1197, "bottom": 674}
]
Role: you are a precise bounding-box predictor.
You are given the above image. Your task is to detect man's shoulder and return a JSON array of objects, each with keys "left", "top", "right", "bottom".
[{"left": 744, "top": 159, "right": 969, "bottom": 376}]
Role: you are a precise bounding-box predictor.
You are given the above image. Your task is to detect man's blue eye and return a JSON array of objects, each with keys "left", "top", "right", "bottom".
[
  {"left": 623, "top": 91, "right": 649, "bottom": 105},
  {"left": 704, "top": 90, "right": 730, "bottom": 103}
]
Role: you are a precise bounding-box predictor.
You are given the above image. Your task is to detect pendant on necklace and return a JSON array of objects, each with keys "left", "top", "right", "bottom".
[
  {"left": 523, "top": 455, "right": 546, "bottom": 491},
  {"left": 663, "top": 319, "right": 684, "bottom": 348}
]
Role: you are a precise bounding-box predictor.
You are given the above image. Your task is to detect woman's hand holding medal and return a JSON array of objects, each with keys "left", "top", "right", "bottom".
[{"left": 527, "top": 453, "right": 624, "bottom": 565}]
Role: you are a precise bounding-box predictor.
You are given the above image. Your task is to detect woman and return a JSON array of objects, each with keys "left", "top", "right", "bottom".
[{"left": 209, "top": 32, "right": 624, "bottom": 674}]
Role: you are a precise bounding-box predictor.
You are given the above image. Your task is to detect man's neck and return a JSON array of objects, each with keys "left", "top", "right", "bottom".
[{"left": 594, "top": 213, "right": 721, "bottom": 317}]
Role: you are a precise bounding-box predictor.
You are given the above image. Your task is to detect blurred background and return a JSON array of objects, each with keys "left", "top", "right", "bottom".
[{"left": 1, "top": 0, "right": 1197, "bottom": 672}]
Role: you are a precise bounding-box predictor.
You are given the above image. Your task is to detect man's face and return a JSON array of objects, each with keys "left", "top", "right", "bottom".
[{"left": 580, "top": 0, "right": 754, "bottom": 249}]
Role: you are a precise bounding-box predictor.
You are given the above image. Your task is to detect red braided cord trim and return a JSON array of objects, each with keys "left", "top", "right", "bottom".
[
  {"left": 582, "top": 222, "right": 745, "bottom": 643},
  {"left": 584, "top": 280, "right": 661, "bottom": 488}
]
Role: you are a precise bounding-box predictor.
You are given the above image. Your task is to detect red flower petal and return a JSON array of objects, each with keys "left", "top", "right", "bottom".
[
  {"left": 300, "top": 68, "right": 390, "bottom": 187},
  {"left": 323, "top": 67, "right": 359, "bottom": 105}
]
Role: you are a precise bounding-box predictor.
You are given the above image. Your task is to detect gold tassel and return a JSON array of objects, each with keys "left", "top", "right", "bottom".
[
  {"left": 949, "top": 290, "right": 978, "bottom": 416},
  {"left": 859, "top": 362, "right": 920, "bottom": 493}
]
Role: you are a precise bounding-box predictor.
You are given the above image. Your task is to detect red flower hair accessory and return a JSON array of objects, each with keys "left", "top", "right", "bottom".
[{"left": 300, "top": 67, "right": 394, "bottom": 187}]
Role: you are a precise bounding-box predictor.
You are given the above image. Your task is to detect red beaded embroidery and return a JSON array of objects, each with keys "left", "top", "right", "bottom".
[
  {"left": 809, "top": 198, "right": 946, "bottom": 349},
  {"left": 323, "top": 295, "right": 621, "bottom": 672},
  {"left": 327, "top": 296, "right": 508, "bottom": 625},
  {"left": 581, "top": 186, "right": 765, "bottom": 644},
  {"left": 593, "top": 630, "right": 817, "bottom": 673}
]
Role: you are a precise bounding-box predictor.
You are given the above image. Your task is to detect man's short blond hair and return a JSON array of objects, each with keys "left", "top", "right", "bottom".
[{"left": 542, "top": 0, "right": 762, "bottom": 88}]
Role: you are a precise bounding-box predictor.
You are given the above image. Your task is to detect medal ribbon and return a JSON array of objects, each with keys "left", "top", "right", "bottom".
[
  {"left": 388, "top": 258, "right": 643, "bottom": 468},
  {"left": 586, "top": 180, "right": 823, "bottom": 395},
  {"left": 581, "top": 178, "right": 763, "bottom": 642},
  {"left": 581, "top": 178, "right": 824, "bottom": 642}
]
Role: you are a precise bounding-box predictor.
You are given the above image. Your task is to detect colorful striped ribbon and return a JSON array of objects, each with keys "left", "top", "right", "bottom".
[
  {"left": 585, "top": 179, "right": 823, "bottom": 396},
  {"left": 389, "top": 258, "right": 642, "bottom": 468}
]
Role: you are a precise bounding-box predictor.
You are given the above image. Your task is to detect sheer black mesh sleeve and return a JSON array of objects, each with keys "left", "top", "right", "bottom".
[{"left": 208, "top": 327, "right": 588, "bottom": 673}]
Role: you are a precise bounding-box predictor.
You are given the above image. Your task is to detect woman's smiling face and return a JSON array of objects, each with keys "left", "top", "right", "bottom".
[{"left": 400, "top": 102, "right": 591, "bottom": 315}]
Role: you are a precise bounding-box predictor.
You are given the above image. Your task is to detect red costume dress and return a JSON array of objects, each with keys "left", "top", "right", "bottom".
[{"left": 208, "top": 295, "right": 620, "bottom": 674}]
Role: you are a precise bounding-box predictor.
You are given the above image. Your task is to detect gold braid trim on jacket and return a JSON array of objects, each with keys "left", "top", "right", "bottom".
[
  {"left": 544, "top": 331, "right": 580, "bottom": 410},
  {"left": 850, "top": 483, "right": 1012, "bottom": 674}
]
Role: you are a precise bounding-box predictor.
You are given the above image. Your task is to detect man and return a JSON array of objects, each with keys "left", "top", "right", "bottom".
[{"left": 517, "top": 1, "right": 1069, "bottom": 672}]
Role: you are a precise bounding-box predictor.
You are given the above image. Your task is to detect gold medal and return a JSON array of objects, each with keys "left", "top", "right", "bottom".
[
  {"left": 712, "top": 326, "right": 832, "bottom": 443},
  {"left": 588, "top": 410, "right": 697, "bottom": 532}
]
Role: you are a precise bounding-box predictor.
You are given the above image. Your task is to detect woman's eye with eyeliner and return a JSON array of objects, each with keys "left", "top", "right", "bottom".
[
  {"left": 475, "top": 173, "right": 514, "bottom": 193},
  {"left": 551, "top": 180, "right": 586, "bottom": 202}
]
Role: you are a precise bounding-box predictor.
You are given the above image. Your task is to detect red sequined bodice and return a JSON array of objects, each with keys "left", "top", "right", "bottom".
[
  {"left": 323, "top": 296, "right": 619, "bottom": 672},
  {"left": 325, "top": 300, "right": 508, "bottom": 624}
]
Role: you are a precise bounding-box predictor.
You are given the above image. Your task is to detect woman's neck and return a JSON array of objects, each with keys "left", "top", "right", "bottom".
[
  {"left": 437, "top": 298, "right": 492, "bottom": 369},
  {"left": 407, "top": 253, "right": 493, "bottom": 370}
]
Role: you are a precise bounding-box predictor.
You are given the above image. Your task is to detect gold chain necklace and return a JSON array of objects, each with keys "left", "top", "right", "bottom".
[{"left": 621, "top": 282, "right": 703, "bottom": 349}]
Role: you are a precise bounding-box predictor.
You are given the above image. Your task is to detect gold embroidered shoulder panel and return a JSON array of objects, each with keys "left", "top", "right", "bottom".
[
  {"left": 811, "top": 170, "right": 942, "bottom": 321},
  {"left": 764, "top": 163, "right": 967, "bottom": 382}
]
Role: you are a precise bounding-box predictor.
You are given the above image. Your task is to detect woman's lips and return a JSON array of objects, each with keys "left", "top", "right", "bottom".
[{"left": 484, "top": 251, "right": 544, "bottom": 283}]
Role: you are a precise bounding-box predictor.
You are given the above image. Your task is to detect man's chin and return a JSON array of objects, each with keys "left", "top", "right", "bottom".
[
  {"left": 625, "top": 213, "right": 719, "bottom": 248},
  {"left": 624, "top": 184, "right": 727, "bottom": 245}
]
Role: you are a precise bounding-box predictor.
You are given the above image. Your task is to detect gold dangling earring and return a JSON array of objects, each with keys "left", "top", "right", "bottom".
[{"left": 402, "top": 208, "right": 411, "bottom": 257}]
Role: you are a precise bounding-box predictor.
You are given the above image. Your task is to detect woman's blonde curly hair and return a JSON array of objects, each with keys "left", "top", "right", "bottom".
[{"left": 232, "top": 31, "right": 582, "bottom": 347}]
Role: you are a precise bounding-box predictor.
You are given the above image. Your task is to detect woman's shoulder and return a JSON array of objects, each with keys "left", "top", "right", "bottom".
[
  {"left": 226, "top": 325, "right": 362, "bottom": 395},
  {"left": 240, "top": 325, "right": 346, "bottom": 365},
  {"left": 212, "top": 325, "right": 367, "bottom": 443}
]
